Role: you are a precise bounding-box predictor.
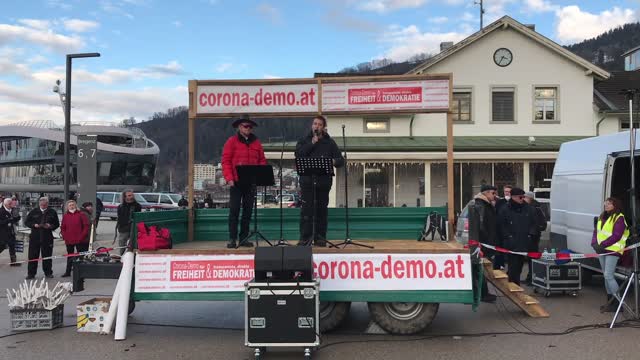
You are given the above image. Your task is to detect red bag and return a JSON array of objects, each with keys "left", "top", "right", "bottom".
[{"left": 137, "top": 222, "right": 172, "bottom": 251}]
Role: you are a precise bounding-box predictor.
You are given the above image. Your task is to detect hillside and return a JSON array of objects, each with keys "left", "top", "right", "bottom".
[{"left": 566, "top": 22, "right": 640, "bottom": 71}]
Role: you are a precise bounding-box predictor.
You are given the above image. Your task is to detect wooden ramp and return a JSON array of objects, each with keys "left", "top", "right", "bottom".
[{"left": 482, "top": 261, "right": 549, "bottom": 318}]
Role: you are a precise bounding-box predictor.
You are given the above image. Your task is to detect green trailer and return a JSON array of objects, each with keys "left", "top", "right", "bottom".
[{"left": 130, "top": 207, "right": 480, "bottom": 335}]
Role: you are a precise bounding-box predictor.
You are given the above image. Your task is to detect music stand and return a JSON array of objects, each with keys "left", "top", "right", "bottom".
[
  {"left": 295, "top": 157, "right": 338, "bottom": 248},
  {"left": 236, "top": 165, "right": 275, "bottom": 247}
]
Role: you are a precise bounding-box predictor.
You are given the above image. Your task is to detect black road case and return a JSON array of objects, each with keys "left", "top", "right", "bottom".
[
  {"left": 245, "top": 279, "right": 320, "bottom": 359},
  {"left": 531, "top": 259, "right": 581, "bottom": 297}
]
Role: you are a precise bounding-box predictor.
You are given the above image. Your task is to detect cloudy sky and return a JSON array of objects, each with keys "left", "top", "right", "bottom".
[{"left": 1, "top": 0, "right": 639, "bottom": 124}]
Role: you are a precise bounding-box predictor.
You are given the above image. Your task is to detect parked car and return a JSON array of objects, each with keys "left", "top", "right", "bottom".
[
  {"left": 256, "top": 193, "right": 277, "bottom": 208},
  {"left": 276, "top": 193, "right": 300, "bottom": 208},
  {"left": 139, "top": 193, "right": 182, "bottom": 210},
  {"left": 97, "top": 191, "right": 151, "bottom": 220},
  {"left": 455, "top": 202, "right": 471, "bottom": 244}
]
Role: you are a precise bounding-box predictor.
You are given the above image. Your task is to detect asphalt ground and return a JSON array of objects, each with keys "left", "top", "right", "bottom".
[{"left": 1, "top": 220, "right": 639, "bottom": 360}]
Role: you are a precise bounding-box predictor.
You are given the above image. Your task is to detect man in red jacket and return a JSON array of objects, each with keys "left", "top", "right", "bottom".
[{"left": 222, "top": 115, "right": 267, "bottom": 248}]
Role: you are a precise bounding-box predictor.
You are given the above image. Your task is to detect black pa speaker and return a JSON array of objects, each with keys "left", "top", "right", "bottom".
[{"left": 254, "top": 246, "right": 313, "bottom": 282}]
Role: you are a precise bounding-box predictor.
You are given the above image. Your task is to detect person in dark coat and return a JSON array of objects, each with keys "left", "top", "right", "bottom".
[
  {"left": 497, "top": 187, "right": 537, "bottom": 285},
  {"left": 25, "top": 197, "right": 60, "bottom": 279},
  {"left": 524, "top": 191, "right": 547, "bottom": 284},
  {"left": 493, "top": 184, "right": 512, "bottom": 270},
  {"left": 221, "top": 115, "right": 267, "bottom": 248},
  {"left": 60, "top": 200, "right": 90, "bottom": 277},
  {"left": 95, "top": 196, "right": 103, "bottom": 230},
  {"left": 116, "top": 190, "right": 142, "bottom": 254},
  {"left": 0, "top": 198, "right": 21, "bottom": 265},
  {"left": 294, "top": 115, "right": 345, "bottom": 246},
  {"left": 178, "top": 196, "right": 188, "bottom": 208},
  {"left": 471, "top": 184, "right": 499, "bottom": 302}
]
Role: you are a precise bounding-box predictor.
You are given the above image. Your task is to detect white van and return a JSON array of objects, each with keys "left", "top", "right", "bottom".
[
  {"left": 139, "top": 193, "right": 182, "bottom": 209},
  {"left": 551, "top": 131, "right": 639, "bottom": 275},
  {"left": 97, "top": 191, "right": 150, "bottom": 219}
]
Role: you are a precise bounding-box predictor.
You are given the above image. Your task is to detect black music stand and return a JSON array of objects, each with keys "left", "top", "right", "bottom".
[
  {"left": 333, "top": 126, "right": 373, "bottom": 250},
  {"left": 295, "top": 157, "right": 338, "bottom": 248},
  {"left": 236, "top": 165, "right": 275, "bottom": 247}
]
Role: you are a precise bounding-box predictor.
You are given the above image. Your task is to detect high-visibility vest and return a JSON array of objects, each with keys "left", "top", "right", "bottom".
[{"left": 596, "top": 213, "right": 629, "bottom": 254}]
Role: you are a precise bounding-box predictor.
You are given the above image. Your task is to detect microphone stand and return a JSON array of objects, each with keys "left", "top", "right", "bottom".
[
  {"left": 276, "top": 128, "right": 290, "bottom": 246},
  {"left": 333, "top": 124, "right": 373, "bottom": 249}
]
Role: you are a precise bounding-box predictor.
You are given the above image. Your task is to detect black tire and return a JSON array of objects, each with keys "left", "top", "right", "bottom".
[
  {"left": 368, "top": 302, "right": 439, "bottom": 335},
  {"left": 128, "top": 299, "right": 136, "bottom": 315},
  {"left": 319, "top": 302, "right": 351, "bottom": 332}
]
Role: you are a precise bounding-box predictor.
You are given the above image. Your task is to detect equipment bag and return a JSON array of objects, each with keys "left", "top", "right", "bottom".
[{"left": 137, "top": 222, "right": 172, "bottom": 251}]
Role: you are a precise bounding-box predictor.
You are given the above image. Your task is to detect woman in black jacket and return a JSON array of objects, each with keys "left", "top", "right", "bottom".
[{"left": 295, "top": 115, "right": 344, "bottom": 246}]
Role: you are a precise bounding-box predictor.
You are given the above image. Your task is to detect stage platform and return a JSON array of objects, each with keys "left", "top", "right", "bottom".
[{"left": 144, "top": 240, "right": 467, "bottom": 255}]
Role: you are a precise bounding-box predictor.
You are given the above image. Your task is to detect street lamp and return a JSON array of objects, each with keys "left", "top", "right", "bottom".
[{"left": 63, "top": 52, "right": 100, "bottom": 201}]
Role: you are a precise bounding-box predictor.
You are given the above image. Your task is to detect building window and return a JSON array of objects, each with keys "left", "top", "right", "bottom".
[
  {"left": 364, "top": 118, "right": 390, "bottom": 133},
  {"left": 452, "top": 92, "right": 472, "bottom": 122},
  {"left": 534, "top": 87, "right": 557, "bottom": 121},
  {"left": 492, "top": 87, "right": 515, "bottom": 122}
]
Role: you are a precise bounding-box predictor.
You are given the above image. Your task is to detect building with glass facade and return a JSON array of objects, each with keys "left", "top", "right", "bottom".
[{"left": 0, "top": 120, "right": 159, "bottom": 195}]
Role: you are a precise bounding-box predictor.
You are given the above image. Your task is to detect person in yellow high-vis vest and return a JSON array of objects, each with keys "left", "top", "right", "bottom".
[{"left": 591, "top": 197, "right": 629, "bottom": 313}]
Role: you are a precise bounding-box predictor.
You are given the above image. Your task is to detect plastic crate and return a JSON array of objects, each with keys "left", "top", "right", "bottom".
[{"left": 10, "top": 304, "right": 64, "bottom": 331}]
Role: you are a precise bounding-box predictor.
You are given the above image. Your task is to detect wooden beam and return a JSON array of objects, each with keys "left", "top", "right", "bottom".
[
  {"left": 446, "top": 75, "right": 455, "bottom": 240},
  {"left": 187, "top": 116, "right": 195, "bottom": 242},
  {"left": 187, "top": 81, "right": 197, "bottom": 242}
]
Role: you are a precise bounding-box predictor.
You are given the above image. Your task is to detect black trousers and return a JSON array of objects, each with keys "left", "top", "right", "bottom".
[
  {"left": 228, "top": 184, "right": 255, "bottom": 241},
  {"left": 65, "top": 243, "right": 89, "bottom": 275},
  {"left": 7, "top": 237, "right": 16, "bottom": 258},
  {"left": 507, "top": 253, "right": 525, "bottom": 285},
  {"left": 300, "top": 185, "right": 330, "bottom": 243},
  {"left": 28, "top": 235, "right": 54, "bottom": 276}
]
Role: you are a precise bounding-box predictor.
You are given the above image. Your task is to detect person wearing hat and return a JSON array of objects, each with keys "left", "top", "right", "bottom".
[
  {"left": 524, "top": 191, "right": 548, "bottom": 284},
  {"left": 471, "top": 184, "right": 499, "bottom": 302},
  {"left": 497, "top": 187, "right": 537, "bottom": 285},
  {"left": 221, "top": 115, "right": 267, "bottom": 248},
  {"left": 294, "top": 115, "right": 344, "bottom": 246}
]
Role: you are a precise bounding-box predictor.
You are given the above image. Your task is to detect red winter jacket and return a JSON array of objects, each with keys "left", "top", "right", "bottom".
[
  {"left": 61, "top": 210, "right": 90, "bottom": 245},
  {"left": 222, "top": 133, "right": 267, "bottom": 182}
]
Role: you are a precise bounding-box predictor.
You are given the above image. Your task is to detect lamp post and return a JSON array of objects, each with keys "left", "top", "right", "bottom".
[{"left": 63, "top": 53, "right": 100, "bottom": 201}]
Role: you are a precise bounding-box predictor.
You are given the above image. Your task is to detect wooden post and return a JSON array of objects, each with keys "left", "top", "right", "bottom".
[
  {"left": 188, "top": 80, "right": 197, "bottom": 242},
  {"left": 446, "top": 75, "right": 454, "bottom": 241}
]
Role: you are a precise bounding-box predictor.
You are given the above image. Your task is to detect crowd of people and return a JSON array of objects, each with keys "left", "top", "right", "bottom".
[
  {"left": 472, "top": 184, "right": 628, "bottom": 312},
  {"left": 0, "top": 189, "right": 143, "bottom": 279}
]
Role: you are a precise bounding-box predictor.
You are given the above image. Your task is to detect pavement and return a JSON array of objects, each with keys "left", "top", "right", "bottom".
[{"left": 1, "top": 221, "right": 640, "bottom": 359}]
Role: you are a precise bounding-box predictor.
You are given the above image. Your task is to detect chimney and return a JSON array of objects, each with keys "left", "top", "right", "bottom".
[
  {"left": 440, "top": 42, "right": 454, "bottom": 52},
  {"left": 524, "top": 24, "right": 536, "bottom": 31}
]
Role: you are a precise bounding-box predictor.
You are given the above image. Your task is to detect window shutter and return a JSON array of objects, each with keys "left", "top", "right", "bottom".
[{"left": 492, "top": 92, "right": 514, "bottom": 122}]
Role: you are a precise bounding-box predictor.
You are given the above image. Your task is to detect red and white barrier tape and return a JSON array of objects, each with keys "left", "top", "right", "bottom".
[
  {"left": 467, "top": 240, "right": 640, "bottom": 261},
  {"left": 3, "top": 246, "right": 126, "bottom": 266}
]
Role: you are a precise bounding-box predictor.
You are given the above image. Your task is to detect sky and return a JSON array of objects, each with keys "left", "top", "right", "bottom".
[{"left": 1, "top": 0, "right": 639, "bottom": 125}]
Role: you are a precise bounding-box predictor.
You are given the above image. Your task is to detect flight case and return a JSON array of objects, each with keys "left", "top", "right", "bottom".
[
  {"left": 531, "top": 259, "right": 581, "bottom": 297},
  {"left": 245, "top": 279, "right": 319, "bottom": 359}
]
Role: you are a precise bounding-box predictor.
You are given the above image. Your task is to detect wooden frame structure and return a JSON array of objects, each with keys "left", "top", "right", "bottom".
[{"left": 187, "top": 74, "right": 455, "bottom": 241}]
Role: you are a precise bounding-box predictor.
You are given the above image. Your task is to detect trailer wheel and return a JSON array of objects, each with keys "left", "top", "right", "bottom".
[
  {"left": 368, "top": 302, "right": 439, "bottom": 335},
  {"left": 319, "top": 302, "right": 351, "bottom": 332}
]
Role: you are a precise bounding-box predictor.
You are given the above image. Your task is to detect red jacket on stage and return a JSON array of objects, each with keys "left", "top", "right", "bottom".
[
  {"left": 221, "top": 133, "right": 267, "bottom": 183},
  {"left": 61, "top": 210, "right": 90, "bottom": 245}
]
